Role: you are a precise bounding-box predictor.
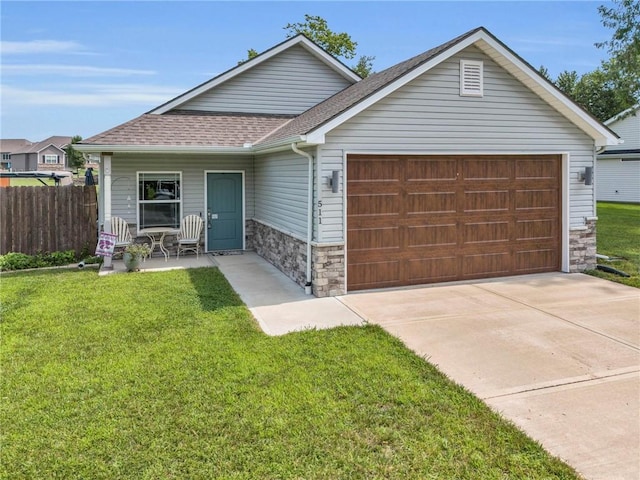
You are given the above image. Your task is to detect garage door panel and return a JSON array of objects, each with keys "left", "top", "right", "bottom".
[
  {"left": 348, "top": 260, "right": 400, "bottom": 290},
  {"left": 463, "top": 252, "right": 511, "bottom": 276},
  {"left": 407, "top": 256, "right": 458, "bottom": 282},
  {"left": 516, "top": 189, "right": 558, "bottom": 210},
  {"left": 515, "top": 249, "right": 558, "bottom": 272},
  {"left": 462, "top": 221, "right": 510, "bottom": 245},
  {"left": 348, "top": 156, "right": 400, "bottom": 183},
  {"left": 348, "top": 226, "right": 400, "bottom": 252},
  {"left": 516, "top": 157, "right": 558, "bottom": 179},
  {"left": 464, "top": 190, "right": 510, "bottom": 212},
  {"left": 516, "top": 219, "right": 557, "bottom": 241},
  {"left": 408, "top": 191, "right": 457, "bottom": 214},
  {"left": 406, "top": 157, "right": 457, "bottom": 181},
  {"left": 347, "top": 154, "right": 561, "bottom": 291},
  {"left": 463, "top": 158, "right": 511, "bottom": 181},
  {"left": 348, "top": 193, "right": 400, "bottom": 217},
  {"left": 407, "top": 223, "right": 457, "bottom": 247}
]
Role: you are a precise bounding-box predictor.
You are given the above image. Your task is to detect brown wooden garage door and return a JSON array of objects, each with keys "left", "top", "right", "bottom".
[{"left": 347, "top": 154, "right": 561, "bottom": 291}]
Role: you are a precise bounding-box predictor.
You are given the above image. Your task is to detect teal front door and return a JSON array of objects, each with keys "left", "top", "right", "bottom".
[{"left": 206, "top": 172, "right": 243, "bottom": 251}]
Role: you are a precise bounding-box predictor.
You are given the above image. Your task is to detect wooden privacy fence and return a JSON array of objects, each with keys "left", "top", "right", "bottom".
[{"left": 0, "top": 186, "right": 98, "bottom": 256}]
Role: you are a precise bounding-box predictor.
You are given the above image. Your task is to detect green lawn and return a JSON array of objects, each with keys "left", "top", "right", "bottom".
[
  {"left": 590, "top": 202, "right": 640, "bottom": 288},
  {"left": 1, "top": 268, "right": 580, "bottom": 479}
]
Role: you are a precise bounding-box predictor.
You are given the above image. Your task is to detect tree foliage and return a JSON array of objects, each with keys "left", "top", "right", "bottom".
[
  {"left": 596, "top": 0, "right": 639, "bottom": 104},
  {"left": 240, "top": 14, "right": 374, "bottom": 77},
  {"left": 284, "top": 15, "right": 357, "bottom": 59},
  {"left": 64, "top": 135, "right": 84, "bottom": 170},
  {"left": 538, "top": 1, "right": 638, "bottom": 121}
]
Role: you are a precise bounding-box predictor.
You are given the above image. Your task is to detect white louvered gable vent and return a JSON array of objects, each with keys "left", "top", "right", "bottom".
[{"left": 460, "top": 60, "right": 483, "bottom": 97}]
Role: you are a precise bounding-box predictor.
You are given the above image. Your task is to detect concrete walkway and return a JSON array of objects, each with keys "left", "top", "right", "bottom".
[
  {"left": 214, "top": 252, "right": 639, "bottom": 480},
  {"left": 213, "top": 253, "right": 364, "bottom": 335}
]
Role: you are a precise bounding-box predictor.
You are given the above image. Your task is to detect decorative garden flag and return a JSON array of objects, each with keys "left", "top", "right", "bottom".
[{"left": 95, "top": 232, "right": 117, "bottom": 257}]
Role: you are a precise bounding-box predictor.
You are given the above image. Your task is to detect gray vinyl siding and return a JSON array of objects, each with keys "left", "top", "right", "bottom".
[
  {"left": 596, "top": 158, "right": 640, "bottom": 203},
  {"left": 254, "top": 150, "right": 310, "bottom": 239},
  {"left": 607, "top": 113, "right": 639, "bottom": 151},
  {"left": 179, "top": 45, "right": 353, "bottom": 115},
  {"left": 108, "top": 154, "right": 254, "bottom": 233},
  {"left": 318, "top": 45, "right": 596, "bottom": 242}
]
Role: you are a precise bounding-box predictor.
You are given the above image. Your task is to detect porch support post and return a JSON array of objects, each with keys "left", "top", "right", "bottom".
[{"left": 102, "top": 153, "right": 113, "bottom": 270}]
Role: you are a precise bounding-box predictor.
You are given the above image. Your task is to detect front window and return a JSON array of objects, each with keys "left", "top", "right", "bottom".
[
  {"left": 137, "top": 172, "right": 182, "bottom": 229},
  {"left": 2, "top": 154, "right": 10, "bottom": 161},
  {"left": 43, "top": 154, "right": 59, "bottom": 164}
]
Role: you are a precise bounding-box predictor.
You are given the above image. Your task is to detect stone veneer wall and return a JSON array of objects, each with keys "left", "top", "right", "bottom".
[
  {"left": 569, "top": 219, "right": 597, "bottom": 272},
  {"left": 250, "top": 220, "right": 347, "bottom": 297},
  {"left": 251, "top": 220, "right": 308, "bottom": 287},
  {"left": 311, "top": 244, "right": 345, "bottom": 297}
]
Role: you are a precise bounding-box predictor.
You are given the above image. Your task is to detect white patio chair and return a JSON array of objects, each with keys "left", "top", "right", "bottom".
[
  {"left": 177, "top": 215, "right": 204, "bottom": 259},
  {"left": 110, "top": 216, "right": 132, "bottom": 257}
]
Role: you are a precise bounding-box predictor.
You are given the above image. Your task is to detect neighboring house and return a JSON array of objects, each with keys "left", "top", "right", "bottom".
[
  {"left": 597, "top": 105, "right": 640, "bottom": 203},
  {"left": 1, "top": 136, "right": 72, "bottom": 172},
  {"left": 0, "top": 139, "right": 32, "bottom": 170},
  {"left": 76, "top": 27, "right": 619, "bottom": 297}
]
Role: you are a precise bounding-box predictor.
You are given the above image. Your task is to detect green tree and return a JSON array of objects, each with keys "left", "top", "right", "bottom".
[
  {"left": 284, "top": 15, "right": 357, "bottom": 59},
  {"left": 555, "top": 70, "right": 579, "bottom": 95},
  {"left": 284, "top": 15, "right": 374, "bottom": 77},
  {"left": 540, "top": 1, "right": 638, "bottom": 122},
  {"left": 596, "top": 0, "right": 639, "bottom": 103},
  {"left": 64, "top": 135, "right": 84, "bottom": 171},
  {"left": 241, "top": 14, "right": 375, "bottom": 77}
]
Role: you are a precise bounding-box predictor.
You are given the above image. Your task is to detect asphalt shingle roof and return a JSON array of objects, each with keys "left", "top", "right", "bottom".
[
  {"left": 0, "top": 136, "right": 71, "bottom": 154},
  {"left": 82, "top": 111, "right": 294, "bottom": 147}
]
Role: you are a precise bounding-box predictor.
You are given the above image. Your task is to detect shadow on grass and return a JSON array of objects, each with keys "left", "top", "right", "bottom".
[{"left": 186, "top": 266, "right": 246, "bottom": 312}]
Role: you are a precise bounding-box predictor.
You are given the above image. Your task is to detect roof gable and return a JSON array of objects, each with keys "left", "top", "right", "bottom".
[
  {"left": 258, "top": 27, "right": 618, "bottom": 148},
  {"left": 151, "top": 35, "right": 360, "bottom": 115},
  {"left": 605, "top": 104, "right": 639, "bottom": 126}
]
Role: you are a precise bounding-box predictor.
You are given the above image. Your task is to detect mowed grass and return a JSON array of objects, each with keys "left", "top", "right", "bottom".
[
  {"left": 590, "top": 202, "right": 640, "bottom": 288},
  {"left": 1, "top": 268, "right": 581, "bottom": 479}
]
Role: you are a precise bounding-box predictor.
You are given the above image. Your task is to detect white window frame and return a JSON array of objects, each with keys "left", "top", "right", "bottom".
[
  {"left": 2, "top": 154, "right": 10, "bottom": 161},
  {"left": 43, "top": 154, "right": 59, "bottom": 164},
  {"left": 460, "top": 59, "right": 484, "bottom": 97},
  {"left": 136, "top": 171, "right": 183, "bottom": 229}
]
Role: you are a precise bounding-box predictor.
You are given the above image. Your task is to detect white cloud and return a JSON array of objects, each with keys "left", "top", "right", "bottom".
[
  {"left": 2, "top": 64, "right": 156, "bottom": 77},
  {"left": 0, "top": 40, "right": 87, "bottom": 55},
  {"left": 0, "top": 84, "right": 182, "bottom": 107}
]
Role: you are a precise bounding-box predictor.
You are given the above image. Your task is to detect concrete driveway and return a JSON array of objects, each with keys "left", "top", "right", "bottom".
[{"left": 340, "top": 273, "right": 640, "bottom": 480}]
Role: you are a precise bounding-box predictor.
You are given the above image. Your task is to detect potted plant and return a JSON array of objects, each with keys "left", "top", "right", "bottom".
[{"left": 123, "top": 243, "right": 151, "bottom": 272}]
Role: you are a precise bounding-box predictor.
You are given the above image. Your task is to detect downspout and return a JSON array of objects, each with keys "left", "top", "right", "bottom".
[{"left": 291, "top": 143, "right": 313, "bottom": 295}]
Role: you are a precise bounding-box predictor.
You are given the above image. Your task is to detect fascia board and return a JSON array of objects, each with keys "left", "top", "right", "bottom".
[
  {"left": 36, "top": 143, "right": 64, "bottom": 154},
  {"left": 473, "top": 37, "right": 619, "bottom": 146},
  {"left": 308, "top": 29, "right": 619, "bottom": 147},
  {"left": 251, "top": 135, "right": 310, "bottom": 153},
  {"left": 151, "top": 36, "right": 358, "bottom": 115},
  {"left": 73, "top": 144, "right": 251, "bottom": 155},
  {"left": 604, "top": 104, "right": 640, "bottom": 125},
  {"left": 296, "top": 37, "right": 361, "bottom": 82}
]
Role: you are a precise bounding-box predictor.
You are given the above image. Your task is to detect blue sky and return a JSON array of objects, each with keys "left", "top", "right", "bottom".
[{"left": 1, "top": 1, "right": 614, "bottom": 141}]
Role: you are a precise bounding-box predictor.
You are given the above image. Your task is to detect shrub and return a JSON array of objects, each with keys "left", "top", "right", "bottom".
[
  {"left": 0, "top": 250, "right": 79, "bottom": 271},
  {"left": 0, "top": 253, "right": 38, "bottom": 271}
]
